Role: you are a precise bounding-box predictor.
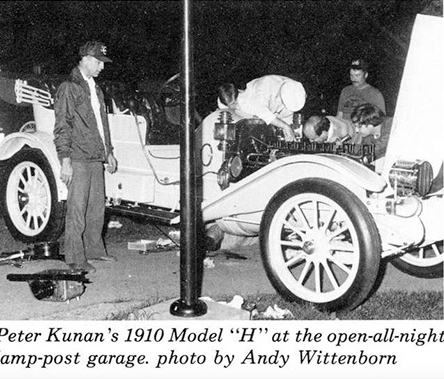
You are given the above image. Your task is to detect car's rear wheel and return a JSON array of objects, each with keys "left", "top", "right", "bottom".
[
  {"left": 0, "top": 148, "right": 65, "bottom": 243},
  {"left": 391, "top": 241, "right": 443, "bottom": 278},
  {"left": 260, "top": 178, "right": 381, "bottom": 313}
]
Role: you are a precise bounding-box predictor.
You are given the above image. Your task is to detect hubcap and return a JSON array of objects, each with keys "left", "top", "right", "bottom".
[
  {"left": 6, "top": 161, "right": 52, "bottom": 236},
  {"left": 302, "top": 240, "right": 315, "bottom": 255},
  {"left": 269, "top": 193, "right": 360, "bottom": 303}
]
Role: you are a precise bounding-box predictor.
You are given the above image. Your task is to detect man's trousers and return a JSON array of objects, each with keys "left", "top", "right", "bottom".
[{"left": 64, "top": 161, "right": 107, "bottom": 265}]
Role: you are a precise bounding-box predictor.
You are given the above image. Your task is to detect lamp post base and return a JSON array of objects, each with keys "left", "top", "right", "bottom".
[{"left": 170, "top": 298, "right": 208, "bottom": 317}]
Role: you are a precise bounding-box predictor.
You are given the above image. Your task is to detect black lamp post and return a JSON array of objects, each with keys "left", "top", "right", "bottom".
[{"left": 170, "top": 0, "right": 207, "bottom": 317}]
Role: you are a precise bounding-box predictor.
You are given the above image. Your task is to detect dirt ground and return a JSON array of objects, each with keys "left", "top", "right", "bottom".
[
  {"left": 0, "top": 215, "right": 442, "bottom": 320},
  {"left": 0, "top": 216, "right": 271, "bottom": 320}
]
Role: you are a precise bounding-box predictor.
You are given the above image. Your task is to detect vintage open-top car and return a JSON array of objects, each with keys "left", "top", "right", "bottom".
[{"left": 0, "top": 14, "right": 442, "bottom": 313}]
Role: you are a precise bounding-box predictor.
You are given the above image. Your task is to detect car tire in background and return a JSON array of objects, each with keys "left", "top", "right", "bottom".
[
  {"left": 391, "top": 241, "right": 443, "bottom": 279},
  {"left": 0, "top": 148, "right": 65, "bottom": 243},
  {"left": 260, "top": 178, "right": 381, "bottom": 314}
]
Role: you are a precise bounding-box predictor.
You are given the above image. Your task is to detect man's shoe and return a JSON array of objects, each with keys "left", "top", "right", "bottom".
[
  {"left": 89, "top": 255, "right": 118, "bottom": 262},
  {"left": 68, "top": 262, "right": 96, "bottom": 273}
]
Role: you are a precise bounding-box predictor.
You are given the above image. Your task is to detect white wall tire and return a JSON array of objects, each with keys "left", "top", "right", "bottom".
[{"left": 260, "top": 178, "right": 381, "bottom": 313}]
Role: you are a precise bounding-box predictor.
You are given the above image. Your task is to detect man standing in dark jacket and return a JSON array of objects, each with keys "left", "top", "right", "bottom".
[{"left": 54, "top": 41, "right": 118, "bottom": 273}]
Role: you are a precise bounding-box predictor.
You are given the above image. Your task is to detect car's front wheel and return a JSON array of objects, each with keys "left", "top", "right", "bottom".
[
  {"left": 0, "top": 148, "right": 65, "bottom": 243},
  {"left": 260, "top": 178, "right": 381, "bottom": 313}
]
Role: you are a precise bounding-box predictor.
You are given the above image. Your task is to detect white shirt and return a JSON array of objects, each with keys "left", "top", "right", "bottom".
[
  {"left": 325, "top": 116, "right": 356, "bottom": 143},
  {"left": 80, "top": 71, "right": 105, "bottom": 144},
  {"left": 236, "top": 75, "right": 295, "bottom": 125}
]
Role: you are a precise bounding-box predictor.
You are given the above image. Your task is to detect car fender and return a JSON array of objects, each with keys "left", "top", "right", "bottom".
[
  {"left": 201, "top": 153, "right": 387, "bottom": 222},
  {"left": 0, "top": 131, "right": 66, "bottom": 201}
]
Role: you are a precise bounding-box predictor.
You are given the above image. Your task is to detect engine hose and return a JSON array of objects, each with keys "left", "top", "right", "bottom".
[{"left": 132, "top": 111, "right": 218, "bottom": 181}]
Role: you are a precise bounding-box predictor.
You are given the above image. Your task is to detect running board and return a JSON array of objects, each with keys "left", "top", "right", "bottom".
[{"left": 106, "top": 202, "right": 179, "bottom": 225}]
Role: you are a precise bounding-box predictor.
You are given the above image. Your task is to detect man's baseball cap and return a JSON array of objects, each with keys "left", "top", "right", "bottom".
[
  {"left": 280, "top": 80, "right": 306, "bottom": 112},
  {"left": 350, "top": 58, "right": 369, "bottom": 72},
  {"left": 79, "top": 41, "right": 112, "bottom": 62}
]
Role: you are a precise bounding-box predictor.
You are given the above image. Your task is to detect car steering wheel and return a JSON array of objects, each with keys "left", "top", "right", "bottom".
[{"left": 160, "top": 73, "right": 181, "bottom": 107}]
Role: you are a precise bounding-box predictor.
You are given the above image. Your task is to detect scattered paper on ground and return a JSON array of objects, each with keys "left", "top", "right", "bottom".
[
  {"left": 203, "top": 257, "right": 215, "bottom": 268},
  {"left": 200, "top": 295, "right": 244, "bottom": 310},
  {"left": 156, "top": 238, "right": 176, "bottom": 248},
  {"left": 168, "top": 230, "right": 180, "bottom": 243},
  {"left": 108, "top": 220, "right": 122, "bottom": 228},
  {"left": 262, "top": 304, "right": 294, "bottom": 319},
  {"left": 127, "top": 239, "right": 156, "bottom": 251}
]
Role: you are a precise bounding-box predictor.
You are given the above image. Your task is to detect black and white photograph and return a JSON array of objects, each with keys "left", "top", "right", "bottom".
[{"left": 0, "top": 1, "right": 442, "bottom": 378}]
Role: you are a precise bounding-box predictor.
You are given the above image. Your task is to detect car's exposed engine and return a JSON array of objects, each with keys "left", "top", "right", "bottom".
[{"left": 214, "top": 112, "right": 375, "bottom": 189}]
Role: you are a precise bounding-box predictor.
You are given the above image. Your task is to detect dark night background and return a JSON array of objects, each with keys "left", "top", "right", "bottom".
[{"left": 0, "top": 0, "right": 442, "bottom": 122}]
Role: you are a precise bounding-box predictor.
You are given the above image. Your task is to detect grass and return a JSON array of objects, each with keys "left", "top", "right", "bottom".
[
  {"left": 107, "top": 291, "right": 443, "bottom": 320},
  {"left": 240, "top": 291, "right": 443, "bottom": 320}
]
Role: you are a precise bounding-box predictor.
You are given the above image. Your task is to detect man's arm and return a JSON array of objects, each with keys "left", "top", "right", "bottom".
[
  {"left": 54, "top": 82, "right": 75, "bottom": 185},
  {"left": 98, "top": 86, "right": 115, "bottom": 159},
  {"left": 375, "top": 90, "right": 386, "bottom": 114},
  {"left": 106, "top": 153, "right": 118, "bottom": 174},
  {"left": 53, "top": 82, "right": 73, "bottom": 160},
  {"left": 269, "top": 117, "right": 296, "bottom": 141},
  {"left": 60, "top": 157, "right": 73, "bottom": 186}
]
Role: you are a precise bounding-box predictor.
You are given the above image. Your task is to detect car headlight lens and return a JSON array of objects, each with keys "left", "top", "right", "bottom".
[
  {"left": 228, "top": 155, "right": 242, "bottom": 178},
  {"left": 217, "top": 162, "right": 230, "bottom": 190},
  {"left": 217, "top": 155, "right": 243, "bottom": 190}
]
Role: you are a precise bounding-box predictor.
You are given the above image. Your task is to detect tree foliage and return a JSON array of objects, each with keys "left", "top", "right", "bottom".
[{"left": 0, "top": 0, "right": 441, "bottom": 116}]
